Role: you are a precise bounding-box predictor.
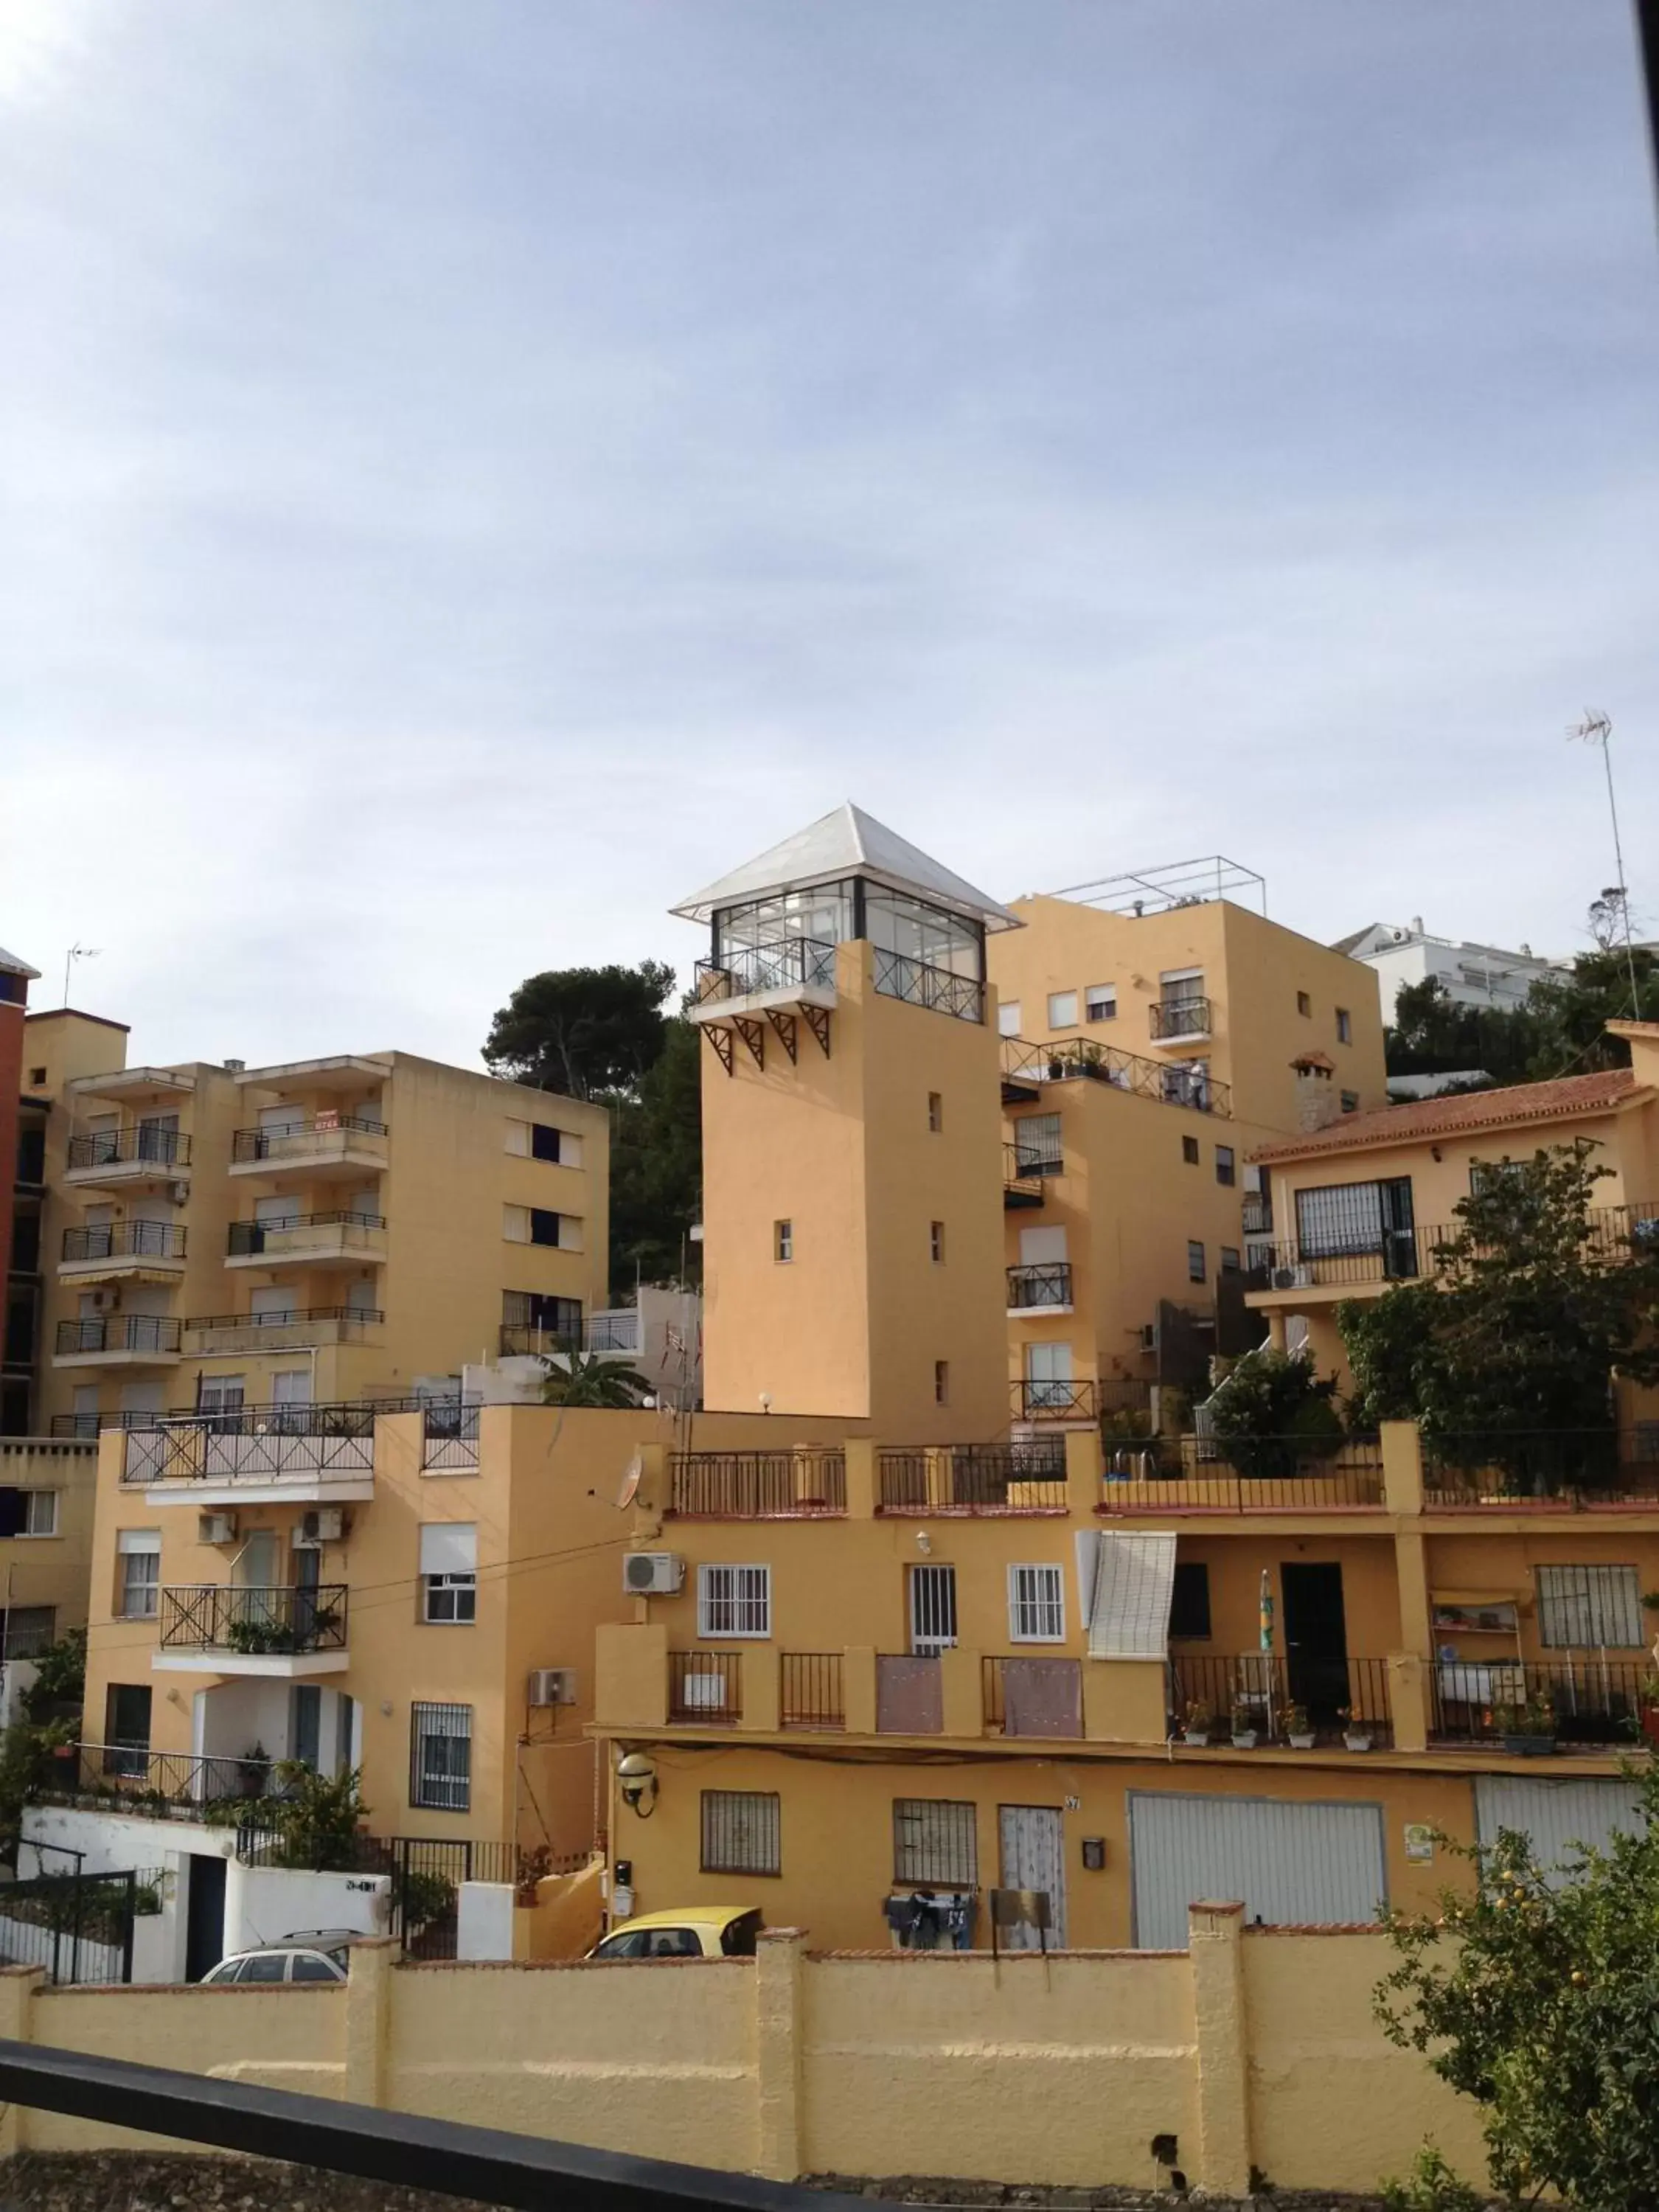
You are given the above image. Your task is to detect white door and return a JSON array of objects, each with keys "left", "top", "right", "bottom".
[
  {"left": 910, "top": 1564, "right": 957, "bottom": 1655},
  {"left": 1474, "top": 1777, "right": 1645, "bottom": 1888},
  {"left": 260, "top": 1102, "right": 305, "bottom": 1136},
  {"left": 1023, "top": 1340, "right": 1073, "bottom": 1412},
  {"left": 235, "top": 1531, "right": 282, "bottom": 1624},
  {"left": 198, "top": 1374, "right": 244, "bottom": 1414},
  {"left": 1127, "top": 1792, "right": 1387, "bottom": 1948},
  {"left": 250, "top": 1287, "right": 297, "bottom": 1326},
  {"left": 998, "top": 1805, "right": 1066, "bottom": 1947}
]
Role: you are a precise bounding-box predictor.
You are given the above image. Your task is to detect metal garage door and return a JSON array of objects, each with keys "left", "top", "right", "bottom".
[
  {"left": 1128, "top": 1792, "right": 1388, "bottom": 1949},
  {"left": 1475, "top": 1775, "right": 1645, "bottom": 1885}
]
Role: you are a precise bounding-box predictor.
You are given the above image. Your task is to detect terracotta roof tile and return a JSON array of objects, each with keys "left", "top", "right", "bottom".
[{"left": 1251, "top": 1067, "right": 1641, "bottom": 1164}]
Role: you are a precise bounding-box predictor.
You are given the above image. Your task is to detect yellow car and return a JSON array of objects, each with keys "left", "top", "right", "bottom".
[{"left": 586, "top": 1905, "right": 763, "bottom": 1961}]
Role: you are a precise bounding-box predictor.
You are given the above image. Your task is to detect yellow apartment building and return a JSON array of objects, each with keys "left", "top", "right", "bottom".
[
  {"left": 986, "top": 860, "right": 1388, "bottom": 1427},
  {"left": 1246, "top": 1022, "right": 1659, "bottom": 1409},
  {"left": 21, "top": 1012, "right": 608, "bottom": 1434},
  {"left": 0, "top": 1436, "right": 99, "bottom": 1662}
]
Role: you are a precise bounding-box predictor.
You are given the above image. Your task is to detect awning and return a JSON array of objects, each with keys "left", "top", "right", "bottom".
[{"left": 1087, "top": 1532, "right": 1178, "bottom": 1659}]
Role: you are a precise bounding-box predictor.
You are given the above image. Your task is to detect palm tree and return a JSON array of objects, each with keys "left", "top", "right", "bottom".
[{"left": 538, "top": 1350, "right": 651, "bottom": 1409}]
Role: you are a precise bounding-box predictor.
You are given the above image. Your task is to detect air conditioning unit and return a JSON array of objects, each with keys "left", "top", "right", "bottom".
[
  {"left": 622, "top": 1551, "right": 684, "bottom": 1596},
  {"left": 168, "top": 1181, "right": 190, "bottom": 1206},
  {"left": 294, "top": 1507, "right": 346, "bottom": 1548},
  {"left": 198, "top": 1511, "right": 237, "bottom": 1545},
  {"left": 679, "top": 1671, "right": 729, "bottom": 1711},
  {"left": 527, "top": 1667, "right": 577, "bottom": 1707},
  {"left": 1271, "top": 1265, "right": 1314, "bottom": 1292}
]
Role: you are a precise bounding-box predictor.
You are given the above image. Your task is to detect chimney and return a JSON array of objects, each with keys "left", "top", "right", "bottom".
[
  {"left": 1409, "top": 917, "right": 1425, "bottom": 937},
  {"left": 223, "top": 1058, "right": 246, "bottom": 1073},
  {"left": 1291, "top": 1053, "right": 1341, "bottom": 1133}
]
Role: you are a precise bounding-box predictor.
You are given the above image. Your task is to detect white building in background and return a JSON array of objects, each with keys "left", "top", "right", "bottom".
[{"left": 1333, "top": 919, "right": 1557, "bottom": 1020}]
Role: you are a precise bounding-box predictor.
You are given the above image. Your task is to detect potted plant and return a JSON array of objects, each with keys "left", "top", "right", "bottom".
[
  {"left": 1229, "top": 1699, "right": 1259, "bottom": 1750},
  {"left": 1495, "top": 1691, "right": 1557, "bottom": 1756},
  {"left": 1637, "top": 1678, "right": 1659, "bottom": 1748},
  {"left": 1280, "top": 1702, "right": 1315, "bottom": 1750},
  {"left": 1181, "top": 1699, "right": 1213, "bottom": 1748},
  {"left": 237, "top": 1741, "right": 270, "bottom": 1799},
  {"left": 1338, "top": 1706, "right": 1373, "bottom": 1752}
]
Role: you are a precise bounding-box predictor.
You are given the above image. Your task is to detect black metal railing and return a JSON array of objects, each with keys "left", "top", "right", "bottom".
[
  {"left": 695, "top": 936, "right": 838, "bottom": 1004},
  {"left": 159, "top": 1584, "right": 349, "bottom": 1657},
  {"left": 1430, "top": 1657, "right": 1652, "bottom": 1746},
  {"left": 668, "top": 1450, "right": 846, "bottom": 1517},
  {"left": 877, "top": 1441, "right": 1068, "bottom": 1513},
  {"left": 66, "top": 1127, "right": 190, "bottom": 1172},
  {"left": 1012, "top": 1378, "right": 1099, "bottom": 1422},
  {"left": 1242, "top": 1194, "right": 1272, "bottom": 1235},
  {"left": 55, "top": 1315, "right": 182, "bottom": 1357},
  {"left": 1249, "top": 1201, "right": 1659, "bottom": 1297},
  {"left": 1422, "top": 1428, "right": 1659, "bottom": 1509},
  {"left": 1003, "top": 1141, "right": 1048, "bottom": 1208},
  {"left": 669, "top": 1651, "right": 742, "bottom": 1722},
  {"left": 1170, "top": 1653, "right": 1395, "bottom": 1744},
  {"left": 1006, "top": 1262, "right": 1073, "bottom": 1310},
  {"left": 231, "top": 1114, "right": 387, "bottom": 1164},
  {"left": 51, "top": 1408, "right": 187, "bottom": 1439},
  {"left": 228, "top": 1209, "right": 385, "bottom": 1256},
  {"left": 184, "top": 1307, "right": 385, "bottom": 1351},
  {"left": 872, "top": 946, "right": 984, "bottom": 1023},
  {"left": 1101, "top": 1436, "right": 1385, "bottom": 1510},
  {"left": 61, "top": 1220, "right": 186, "bottom": 1263},
  {"left": 422, "top": 1399, "right": 479, "bottom": 1470},
  {"left": 1149, "top": 995, "right": 1213, "bottom": 1041},
  {"left": 1001, "top": 1035, "right": 1233, "bottom": 1117},
  {"left": 0, "top": 1861, "right": 139, "bottom": 1986},
  {"left": 122, "top": 1401, "right": 380, "bottom": 1484},
  {"left": 780, "top": 1652, "right": 845, "bottom": 1729},
  {"left": 1098, "top": 1376, "right": 1154, "bottom": 1416},
  {"left": 33, "top": 1742, "right": 278, "bottom": 1810}
]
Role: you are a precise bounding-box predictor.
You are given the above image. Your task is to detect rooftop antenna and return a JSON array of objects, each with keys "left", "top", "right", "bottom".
[
  {"left": 62, "top": 942, "right": 101, "bottom": 1006},
  {"left": 1567, "top": 712, "right": 1643, "bottom": 1018}
]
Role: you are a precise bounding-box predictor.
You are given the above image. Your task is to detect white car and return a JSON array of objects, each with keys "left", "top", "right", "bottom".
[{"left": 199, "top": 1930, "right": 357, "bottom": 1984}]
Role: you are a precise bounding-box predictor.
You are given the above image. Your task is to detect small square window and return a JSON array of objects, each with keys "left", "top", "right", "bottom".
[
  {"left": 1181, "top": 1135, "right": 1200, "bottom": 1165},
  {"left": 1335, "top": 1007, "right": 1352, "bottom": 1045},
  {"left": 933, "top": 1360, "right": 949, "bottom": 1406},
  {"left": 930, "top": 1220, "right": 945, "bottom": 1264},
  {"left": 700, "top": 1790, "right": 781, "bottom": 1876},
  {"left": 1084, "top": 985, "right": 1116, "bottom": 1023},
  {"left": 22, "top": 1492, "right": 58, "bottom": 1538},
  {"left": 423, "top": 1573, "right": 477, "bottom": 1624},
  {"left": 1214, "top": 1145, "right": 1236, "bottom": 1187},
  {"left": 774, "top": 1219, "right": 793, "bottom": 1263},
  {"left": 1340, "top": 1091, "right": 1360, "bottom": 1115},
  {"left": 1220, "top": 1246, "right": 1241, "bottom": 1272},
  {"left": 1186, "top": 1240, "right": 1206, "bottom": 1283},
  {"left": 927, "top": 1091, "right": 943, "bottom": 1134},
  {"left": 1296, "top": 991, "right": 1312, "bottom": 1018},
  {"left": 1047, "top": 990, "right": 1078, "bottom": 1030},
  {"left": 28, "top": 1068, "right": 46, "bottom": 1088},
  {"left": 997, "top": 1000, "right": 1022, "bottom": 1038}
]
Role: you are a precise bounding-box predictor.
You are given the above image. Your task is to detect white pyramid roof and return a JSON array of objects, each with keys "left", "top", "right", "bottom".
[
  {"left": 0, "top": 945, "right": 40, "bottom": 981},
  {"left": 672, "top": 802, "right": 1020, "bottom": 932}
]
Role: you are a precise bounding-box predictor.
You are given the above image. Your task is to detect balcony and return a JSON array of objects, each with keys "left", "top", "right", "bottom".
[
  {"left": 1248, "top": 1200, "right": 1659, "bottom": 1304},
  {"left": 877, "top": 1442, "right": 1067, "bottom": 1514},
  {"left": 981, "top": 1656, "right": 1084, "bottom": 1739},
  {"left": 229, "top": 1115, "right": 388, "bottom": 1178},
  {"left": 1007, "top": 1262, "right": 1073, "bottom": 1314},
  {"left": 63, "top": 1127, "right": 191, "bottom": 1189},
  {"left": 1171, "top": 1654, "right": 1395, "bottom": 1746},
  {"left": 1422, "top": 1430, "right": 1659, "bottom": 1512},
  {"left": 1099, "top": 1437, "right": 1385, "bottom": 1513},
  {"left": 120, "top": 1403, "right": 379, "bottom": 1506},
  {"left": 422, "top": 1399, "right": 479, "bottom": 1472},
  {"left": 1011, "top": 1379, "right": 1099, "bottom": 1425},
  {"left": 32, "top": 1742, "right": 278, "bottom": 1814},
  {"left": 669, "top": 1650, "right": 742, "bottom": 1723},
  {"left": 1429, "top": 1656, "right": 1649, "bottom": 1746},
  {"left": 183, "top": 1307, "right": 385, "bottom": 1357},
  {"left": 1001, "top": 1036, "right": 1231, "bottom": 1116},
  {"left": 1148, "top": 995, "right": 1213, "bottom": 1046},
  {"left": 156, "top": 1584, "right": 349, "bottom": 1677},
  {"left": 499, "top": 1310, "right": 640, "bottom": 1360},
  {"left": 1003, "top": 1142, "right": 1048, "bottom": 1210},
  {"left": 59, "top": 1220, "right": 187, "bottom": 1283},
  {"left": 780, "top": 1652, "right": 845, "bottom": 1730},
  {"left": 668, "top": 1449, "right": 846, "bottom": 1517},
  {"left": 692, "top": 938, "right": 837, "bottom": 1071},
  {"left": 53, "top": 1315, "right": 182, "bottom": 1368},
  {"left": 226, "top": 1210, "right": 387, "bottom": 1270}
]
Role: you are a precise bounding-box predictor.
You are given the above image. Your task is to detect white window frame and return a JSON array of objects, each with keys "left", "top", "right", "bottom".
[
  {"left": 1084, "top": 984, "right": 1116, "bottom": 1023},
  {"left": 774, "top": 1220, "right": 793, "bottom": 1264},
  {"left": 117, "top": 1531, "right": 161, "bottom": 1620},
  {"left": 1336, "top": 1007, "right": 1353, "bottom": 1045},
  {"left": 1008, "top": 1562, "right": 1065, "bottom": 1644},
  {"left": 698, "top": 1563, "right": 771, "bottom": 1640},
  {"left": 1536, "top": 1564, "right": 1643, "bottom": 1649},
  {"left": 423, "top": 1573, "right": 477, "bottom": 1625},
  {"left": 21, "top": 1492, "right": 59, "bottom": 1538},
  {"left": 1047, "top": 990, "right": 1079, "bottom": 1030},
  {"left": 997, "top": 1000, "right": 1022, "bottom": 1038},
  {"left": 411, "top": 1703, "right": 472, "bottom": 1812}
]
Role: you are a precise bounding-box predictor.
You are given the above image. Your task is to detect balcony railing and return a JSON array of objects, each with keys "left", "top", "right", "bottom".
[
  {"left": 695, "top": 935, "right": 838, "bottom": 1004},
  {"left": 1170, "top": 1654, "right": 1394, "bottom": 1744},
  {"left": 981, "top": 1655, "right": 1084, "bottom": 1739},
  {"left": 1001, "top": 1036, "right": 1231, "bottom": 1117},
  {"left": 122, "top": 1402, "right": 380, "bottom": 1486},
  {"left": 1003, "top": 1141, "right": 1048, "bottom": 1209},
  {"left": 422, "top": 1399, "right": 479, "bottom": 1471},
  {"left": 668, "top": 1450, "right": 846, "bottom": 1518},
  {"left": 1430, "top": 1657, "right": 1650, "bottom": 1746},
  {"left": 1241, "top": 1194, "right": 1271, "bottom": 1235},
  {"left": 1101, "top": 1437, "right": 1385, "bottom": 1512},
  {"left": 1149, "top": 995, "right": 1213, "bottom": 1043},
  {"left": 1007, "top": 1262, "right": 1073, "bottom": 1310},
  {"left": 1422, "top": 1428, "right": 1659, "bottom": 1509},
  {"left": 877, "top": 1442, "right": 1067, "bottom": 1514},
  {"left": 669, "top": 1651, "right": 742, "bottom": 1723},
  {"left": 61, "top": 1221, "right": 186, "bottom": 1264},
  {"left": 1249, "top": 1201, "right": 1659, "bottom": 1297},
  {"left": 33, "top": 1742, "right": 278, "bottom": 1810},
  {"left": 55, "top": 1316, "right": 181, "bottom": 1357},
  {"left": 228, "top": 1210, "right": 386, "bottom": 1257},
  {"left": 183, "top": 1307, "right": 384, "bottom": 1355},
  {"left": 66, "top": 1127, "right": 190, "bottom": 1172},
  {"left": 872, "top": 947, "right": 984, "bottom": 1024},
  {"left": 159, "top": 1584, "right": 349, "bottom": 1657},
  {"left": 52, "top": 1409, "right": 189, "bottom": 1439},
  {"left": 1012, "top": 1379, "right": 1099, "bottom": 1423},
  {"left": 230, "top": 1115, "right": 387, "bottom": 1164},
  {"left": 780, "top": 1652, "right": 845, "bottom": 1730}
]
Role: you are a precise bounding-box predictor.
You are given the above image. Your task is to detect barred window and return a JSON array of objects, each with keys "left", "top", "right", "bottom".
[
  {"left": 410, "top": 1701, "right": 471, "bottom": 1811},
  {"left": 893, "top": 1798, "right": 978, "bottom": 1886},
  {"left": 701, "top": 1790, "right": 780, "bottom": 1875},
  {"left": 1295, "top": 1177, "right": 1413, "bottom": 1259},
  {"left": 1008, "top": 1562, "right": 1065, "bottom": 1642},
  {"left": 698, "top": 1563, "right": 771, "bottom": 1639},
  {"left": 1537, "top": 1564, "right": 1643, "bottom": 1649}
]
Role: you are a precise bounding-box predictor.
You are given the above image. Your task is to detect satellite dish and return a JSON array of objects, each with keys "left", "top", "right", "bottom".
[{"left": 616, "top": 1453, "right": 644, "bottom": 1511}]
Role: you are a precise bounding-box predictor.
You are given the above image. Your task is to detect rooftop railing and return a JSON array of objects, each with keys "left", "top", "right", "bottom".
[
  {"left": 668, "top": 1450, "right": 846, "bottom": 1517},
  {"left": 695, "top": 936, "right": 837, "bottom": 1004},
  {"left": 66, "top": 1127, "right": 190, "bottom": 1172},
  {"left": 1100, "top": 1436, "right": 1385, "bottom": 1511},
  {"left": 872, "top": 946, "right": 984, "bottom": 1023},
  {"left": 1002, "top": 1036, "right": 1231, "bottom": 1116},
  {"left": 1422, "top": 1427, "right": 1659, "bottom": 1509},
  {"left": 61, "top": 1220, "right": 186, "bottom": 1263},
  {"left": 877, "top": 1441, "right": 1067, "bottom": 1514}
]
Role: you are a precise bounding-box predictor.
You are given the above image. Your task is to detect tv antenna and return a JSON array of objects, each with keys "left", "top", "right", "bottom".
[{"left": 1566, "top": 712, "right": 1642, "bottom": 1018}]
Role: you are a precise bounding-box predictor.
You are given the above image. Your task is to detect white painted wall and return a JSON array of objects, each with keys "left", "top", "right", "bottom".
[
  {"left": 225, "top": 1863, "right": 390, "bottom": 1953},
  {"left": 456, "top": 1880, "right": 515, "bottom": 1961},
  {"left": 21, "top": 1804, "right": 232, "bottom": 1876}
]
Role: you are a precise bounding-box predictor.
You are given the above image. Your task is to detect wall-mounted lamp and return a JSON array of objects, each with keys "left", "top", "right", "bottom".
[
  {"left": 915, "top": 1530, "right": 932, "bottom": 1554},
  {"left": 617, "top": 1750, "right": 658, "bottom": 1819}
]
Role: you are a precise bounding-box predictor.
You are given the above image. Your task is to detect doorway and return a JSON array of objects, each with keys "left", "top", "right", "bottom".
[
  {"left": 1281, "top": 1562, "right": 1348, "bottom": 1722},
  {"left": 997, "top": 1805, "right": 1066, "bottom": 1947},
  {"left": 184, "top": 1853, "right": 226, "bottom": 1982}
]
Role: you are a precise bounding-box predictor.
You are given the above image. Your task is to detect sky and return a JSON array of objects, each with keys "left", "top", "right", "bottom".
[{"left": 2, "top": 0, "right": 1656, "bottom": 1069}]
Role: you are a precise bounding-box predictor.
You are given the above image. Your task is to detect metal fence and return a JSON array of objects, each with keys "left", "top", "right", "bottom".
[
  {"left": 228, "top": 1209, "right": 385, "bottom": 1256},
  {"left": 422, "top": 1399, "right": 481, "bottom": 1471},
  {"left": 55, "top": 1315, "right": 183, "bottom": 1357},
  {"left": 669, "top": 1651, "right": 742, "bottom": 1723},
  {"left": 1423, "top": 1429, "right": 1659, "bottom": 1509},
  {"left": 66, "top": 1126, "right": 190, "bottom": 1171},
  {"left": 61, "top": 1219, "right": 187, "bottom": 1262},
  {"left": 0, "top": 1861, "right": 139, "bottom": 1984},
  {"left": 159, "top": 1583, "right": 349, "bottom": 1657},
  {"left": 1001, "top": 1035, "right": 1233, "bottom": 1116},
  {"left": 1170, "top": 1654, "right": 1395, "bottom": 1745},
  {"left": 1006, "top": 1262, "right": 1073, "bottom": 1310},
  {"left": 1429, "top": 1656, "right": 1652, "bottom": 1746},
  {"left": 877, "top": 1442, "right": 1067, "bottom": 1514},
  {"left": 668, "top": 1450, "right": 846, "bottom": 1517},
  {"left": 695, "top": 936, "right": 837, "bottom": 1002},
  {"left": 779, "top": 1652, "right": 844, "bottom": 1730},
  {"left": 1147, "top": 995, "right": 1213, "bottom": 1042},
  {"left": 230, "top": 1114, "right": 387, "bottom": 1164},
  {"left": 1103, "top": 1437, "right": 1385, "bottom": 1511},
  {"left": 1011, "top": 1378, "right": 1099, "bottom": 1422},
  {"left": 34, "top": 1742, "right": 276, "bottom": 1812},
  {"left": 871, "top": 947, "right": 984, "bottom": 1023}
]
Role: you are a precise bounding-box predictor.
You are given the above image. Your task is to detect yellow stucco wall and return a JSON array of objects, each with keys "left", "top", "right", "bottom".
[{"left": 0, "top": 1439, "right": 100, "bottom": 1645}]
